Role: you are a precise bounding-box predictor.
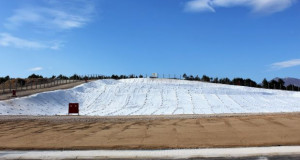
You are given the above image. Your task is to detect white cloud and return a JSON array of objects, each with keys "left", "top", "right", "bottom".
[
  {"left": 271, "top": 59, "right": 300, "bottom": 69},
  {"left": 0, "top": 33, "right": 62, "bottom": 50},
  {"left": 1, "top": 1, "right": 95, "bottom": 50},
  {"left": 5, "top": 7, "right": 92, "bottom": 30},
  {"left": 185, "top": 0, "right": 296, "bottom": 14},
  {"left": 49, "top": 41, "right": 64, "bottom": 50},
  {"left": 185, "top": 0, "right": 216, "bottom": 12},
  {"left": 29, "top": 67, "right": 43, "bottom": 71},
  {"left": 4, "top": 0, "right": 95, "bottom": 31}
]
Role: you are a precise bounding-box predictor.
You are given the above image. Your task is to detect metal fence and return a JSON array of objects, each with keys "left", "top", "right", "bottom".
[
  {"left": 0, "top": 79, "right": 82, "bottom": 96},
  {"left": 135, "top": 73, "right": 183, "bottom": 79}
]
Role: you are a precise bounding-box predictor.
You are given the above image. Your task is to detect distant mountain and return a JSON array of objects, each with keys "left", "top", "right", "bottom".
[{"left": 273, "top": 77, "right": 300, "bottom": 87}]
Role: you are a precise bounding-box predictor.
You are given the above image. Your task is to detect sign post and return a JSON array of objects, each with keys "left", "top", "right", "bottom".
[
  {"left": 68, "top": 103, "right": 79, "bottom": 115},
  {"left": 12, "top": 90, "right": 17, "bottom": 97}
]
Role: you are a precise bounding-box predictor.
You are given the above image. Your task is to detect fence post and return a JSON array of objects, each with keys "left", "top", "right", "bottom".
[
  {"left": 2, "top": 83, "right": 4, "bottom": 94},
  {"left": 9, "top": 80, "right": 11, "bottom": 92},
  {"left": 15, "top": 80, "right": 17, "bottom": 91}
]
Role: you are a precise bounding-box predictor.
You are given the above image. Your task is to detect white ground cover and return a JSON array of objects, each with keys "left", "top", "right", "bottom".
[
  {"left": 1, "top": 146, "right": 300, "bottom": 159},
  {"left": 0, "top": 78, "right": 300, "bottom": 116}
]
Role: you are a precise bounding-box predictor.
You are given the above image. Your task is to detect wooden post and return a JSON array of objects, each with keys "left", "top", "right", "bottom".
[{"left": 9, "top": 80, "right": 11, "bottom": 92}]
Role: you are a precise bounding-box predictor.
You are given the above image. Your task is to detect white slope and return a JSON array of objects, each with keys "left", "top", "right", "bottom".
[{"left": 0, "top": 78, "right": 300, "bottom": 116}]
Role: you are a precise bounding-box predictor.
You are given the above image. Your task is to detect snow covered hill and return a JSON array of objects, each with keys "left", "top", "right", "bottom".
[{"left": 1, "top": 78, "right": 300, "bottom": 116}]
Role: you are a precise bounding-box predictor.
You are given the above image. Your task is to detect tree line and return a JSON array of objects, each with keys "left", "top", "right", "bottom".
[
  {"left": 182, "top": 73, "right": 299, "bottom": 91},
  {"left": 0, "top": 73, "right": 299, "bottom": 91},
  {"left": 0, "top": 74, "right": 142, "bottom": 87}
]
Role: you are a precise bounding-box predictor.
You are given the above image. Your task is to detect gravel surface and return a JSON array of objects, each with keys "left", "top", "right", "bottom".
[
  {"left": 0, "top": 113, "right": 300, "bottom": 150},
  {"left": 0, "top": 112, "right": 299, "bottom": 123}
]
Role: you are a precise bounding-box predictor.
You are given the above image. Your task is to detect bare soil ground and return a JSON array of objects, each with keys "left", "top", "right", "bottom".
[
  {"left": 0, "top": 81, "right": 85, "bottom": 101},
  {"left": 0, "top": 113, "right": 299, "bottom": 150}
]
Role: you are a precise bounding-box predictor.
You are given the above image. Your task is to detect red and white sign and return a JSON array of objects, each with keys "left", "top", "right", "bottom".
[{"left": 68, "top": 103, "right": 79, "bottom": 115}]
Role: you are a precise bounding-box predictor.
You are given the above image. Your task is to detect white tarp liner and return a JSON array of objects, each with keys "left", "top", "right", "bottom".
[{"left": 0, "top": 78, "right": 299, "bottom": 115}]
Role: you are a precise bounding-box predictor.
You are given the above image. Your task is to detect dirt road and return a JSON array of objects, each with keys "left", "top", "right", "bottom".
[{"left": 0, "top": 113, "right": 299, "bottom": 150}]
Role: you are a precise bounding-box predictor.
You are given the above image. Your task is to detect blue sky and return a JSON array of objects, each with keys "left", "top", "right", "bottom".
[{"left": 0, "top": 0, "right": 299, "bottom": 82}]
